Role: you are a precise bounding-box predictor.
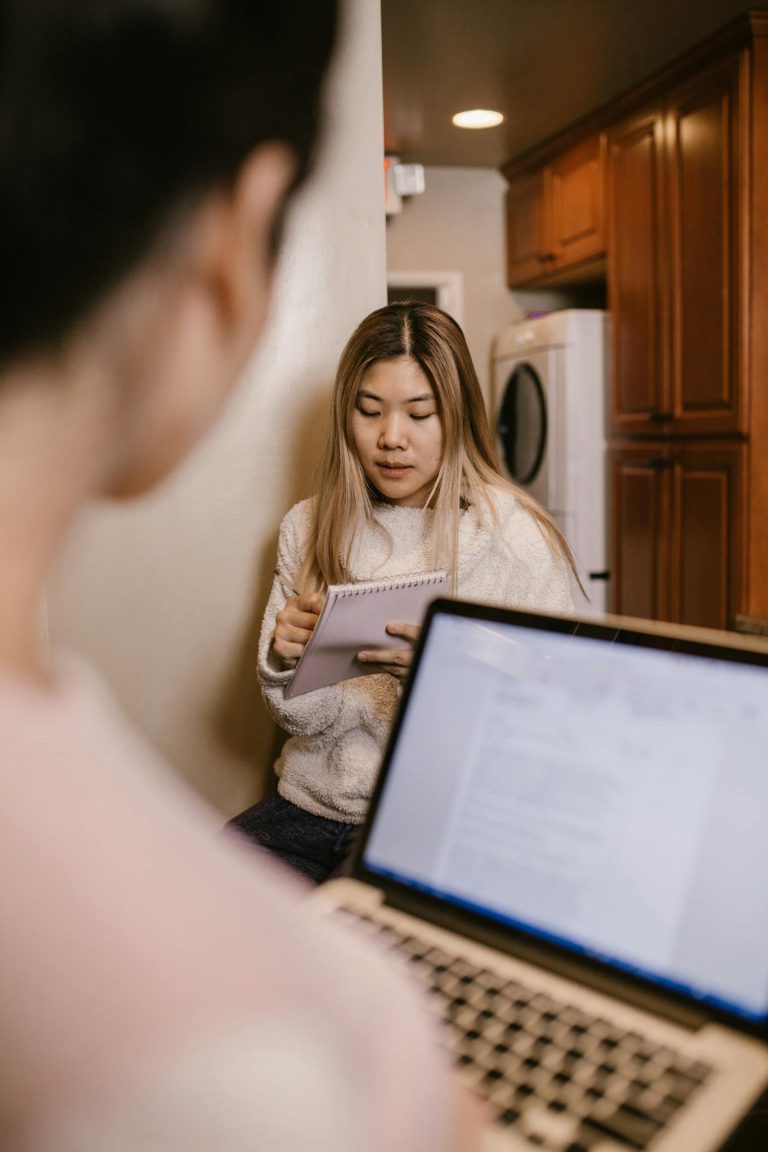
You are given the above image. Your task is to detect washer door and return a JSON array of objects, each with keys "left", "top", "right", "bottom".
[{"left": 497, "top": 361, "right": 547, "bottom": 488}]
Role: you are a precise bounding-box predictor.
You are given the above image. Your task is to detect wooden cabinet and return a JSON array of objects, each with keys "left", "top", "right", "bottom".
[
  {"left": 611, "top": 442, "right": 745, "bottom": 630},
  {"left": 505, "top": 134, "right": 606, "bottom": 288},
  {"left": 506, "top": 171, "right": 546, "bottom": 285},
  {"left": 606, "top": 107, "right": 666, "bottom": 432},
  {"left": 500, "top": 13, "right": 768, "bottom": 630},
  {"left": 610, "top": 446, "right": 670, "bottom": 623},
  {"left": 548, "top": 135, "right": 606, "bottom": 270},
  {"left": 607, "top": 44, "right": 756, "bottom": 629},
  {"left": 608, "top": 57, "right": 744, "bottom": 438}
]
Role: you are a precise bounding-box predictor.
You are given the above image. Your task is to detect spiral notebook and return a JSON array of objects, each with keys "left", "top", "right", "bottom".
[{"left": 284, "top": 570, "right": 449, "bottom": 698}]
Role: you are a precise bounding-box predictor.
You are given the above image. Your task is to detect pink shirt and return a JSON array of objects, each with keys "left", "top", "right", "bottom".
[{"left": 0, "top": 659, "right": 452, "bottom": 1151}]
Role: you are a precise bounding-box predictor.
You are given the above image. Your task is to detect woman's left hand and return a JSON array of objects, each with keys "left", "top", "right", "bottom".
[{"left": 357, "top": 621, "right": 421, "bottom": 682}]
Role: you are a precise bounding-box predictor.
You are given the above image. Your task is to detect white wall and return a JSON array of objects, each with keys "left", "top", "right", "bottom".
[
  {"left": 47, "top": 1, "right": 386, "bottom": 818},
  {"left": 385, "top": 165, "right": 568, "bottom": 405}
]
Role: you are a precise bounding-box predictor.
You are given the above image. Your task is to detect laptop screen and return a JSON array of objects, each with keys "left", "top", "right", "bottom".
[{"left": 363, "top": 608, "right": 768, "bottom": 1024}]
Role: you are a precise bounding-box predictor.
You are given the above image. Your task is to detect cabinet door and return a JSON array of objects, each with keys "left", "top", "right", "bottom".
[
  {"left": 610, "top": 444, "right": 672, "bottom": 621},
  {"left": 506, "top": 173, "right": 549, "bottom": 287},
  {"left": 547, "top": 134, "right": 606, "bottom": 270},
  {"left": 612, "top": 441, "right": 745, "bottom": 629},
  {"left": 666, "top": 57, "right": 745, "bottom": 435},
  {"left": 607, "top": 108, "right": 669, "bottom": 435},
  {"left": 669, "top": 442, "right": 745, "bottom": 629}
]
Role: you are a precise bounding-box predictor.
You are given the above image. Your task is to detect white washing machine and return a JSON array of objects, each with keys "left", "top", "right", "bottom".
[{"left": 492, "top": 309, "right": 609, "bottom": 615}]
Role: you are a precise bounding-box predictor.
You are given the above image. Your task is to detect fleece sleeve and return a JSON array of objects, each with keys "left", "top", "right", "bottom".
[{"left": 257, "top": 506, "right": 345, "bottom": 737}]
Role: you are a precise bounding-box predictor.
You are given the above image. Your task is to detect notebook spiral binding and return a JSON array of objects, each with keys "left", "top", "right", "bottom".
[{"left": 338, "top": 572, "right": 446, "bottom": 597}]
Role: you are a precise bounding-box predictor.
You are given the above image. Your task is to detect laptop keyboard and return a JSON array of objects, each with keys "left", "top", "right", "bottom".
[{"left": 335, "top": 907, "right": 713, "bottom": 1151}]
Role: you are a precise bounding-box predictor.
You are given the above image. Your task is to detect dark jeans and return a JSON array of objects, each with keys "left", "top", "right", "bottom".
[{"left": 227, "top": 792, "right": 358, "bottom": 886}]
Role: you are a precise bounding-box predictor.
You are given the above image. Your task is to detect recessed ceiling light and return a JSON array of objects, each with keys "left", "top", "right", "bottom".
[{"left": 452, "top": 109, "right": 504, "bottom": 130}]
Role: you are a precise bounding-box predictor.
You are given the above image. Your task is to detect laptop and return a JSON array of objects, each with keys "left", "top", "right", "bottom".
[{"left": 313, "top": 599, "right": 768, "bottom": 1152}]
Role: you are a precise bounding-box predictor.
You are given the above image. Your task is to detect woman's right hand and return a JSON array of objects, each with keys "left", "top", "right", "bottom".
[{"left": 273, "top": 592, "right": 324, "bottom": 669}]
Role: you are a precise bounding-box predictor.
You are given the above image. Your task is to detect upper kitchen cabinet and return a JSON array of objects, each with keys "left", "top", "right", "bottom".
[
  {"left": 504, "top": 133, "right": 606, "bottom": 288},
  {"left": 505, "top": 170, "right": 547, "bottom": 285},
  {"left": 548, "top": 135, "right": 606, "bottom": 271},
  {"left": 608, "top": 55, "right": 745, "bottom": 438},
  {"left": 606, "top": 106, "right": 666, "bottom": 432}
]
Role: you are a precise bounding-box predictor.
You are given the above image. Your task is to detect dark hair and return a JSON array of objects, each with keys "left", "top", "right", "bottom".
[{"left": 0, "top": 0, "right": 337, "bottom": 366}]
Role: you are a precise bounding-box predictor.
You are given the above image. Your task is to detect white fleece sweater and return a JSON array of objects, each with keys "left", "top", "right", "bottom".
[{"left": 258, "top": 487, "right": 573, "bottom": 824}]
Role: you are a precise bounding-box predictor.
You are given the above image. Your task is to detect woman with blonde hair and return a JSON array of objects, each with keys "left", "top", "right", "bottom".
[{"left": 230, "top": 301, "right": 575, "bottom": 881}]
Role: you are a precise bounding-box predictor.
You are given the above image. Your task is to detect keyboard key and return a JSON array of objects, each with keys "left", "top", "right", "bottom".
[
  {"left": 665, "top": 1074, "right": 699, "bottom": 1105},
  {"left": 627, "top": 1087, "right": 680, "bottom": 1125},
  {"left": 540, "top": 1048, "right": 566, "bottom": 1072},
  {"left": 584, "top": 1103, "right": 662, "bottom": 1150},
  {"left": 478, "top": 1019, "right": 507, "bottom": 1044},
  {"left": 648, "top": 1097, "right": 682, "bottom": 1125},
  {"left": 523, "top": 1104, "right": 579, "bottom": 1147},
  {"left": 675, "top": 1058, "right": 712, "bottom": 1083}
]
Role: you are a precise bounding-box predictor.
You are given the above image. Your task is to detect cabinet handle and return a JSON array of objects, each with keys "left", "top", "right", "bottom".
[{"left": 650, "top": 411, "right": 674, "bottom": 423}]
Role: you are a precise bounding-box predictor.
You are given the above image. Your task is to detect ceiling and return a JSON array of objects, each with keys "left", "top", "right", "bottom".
[{"left": 382, "top": 0, "right": 766, "bottom": 167}]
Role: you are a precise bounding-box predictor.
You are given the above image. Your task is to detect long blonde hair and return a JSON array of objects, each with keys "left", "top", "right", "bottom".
[{"left": 298, "top": 301, "right": 578, "bottom": 592}]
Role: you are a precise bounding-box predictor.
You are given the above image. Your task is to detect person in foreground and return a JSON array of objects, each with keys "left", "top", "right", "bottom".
[
  {"left": 0, "top": 3, "right": 481, "bottom": 1149},
  {"left": 229, "top": 302, "right": 576, "bottom": 883}
]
